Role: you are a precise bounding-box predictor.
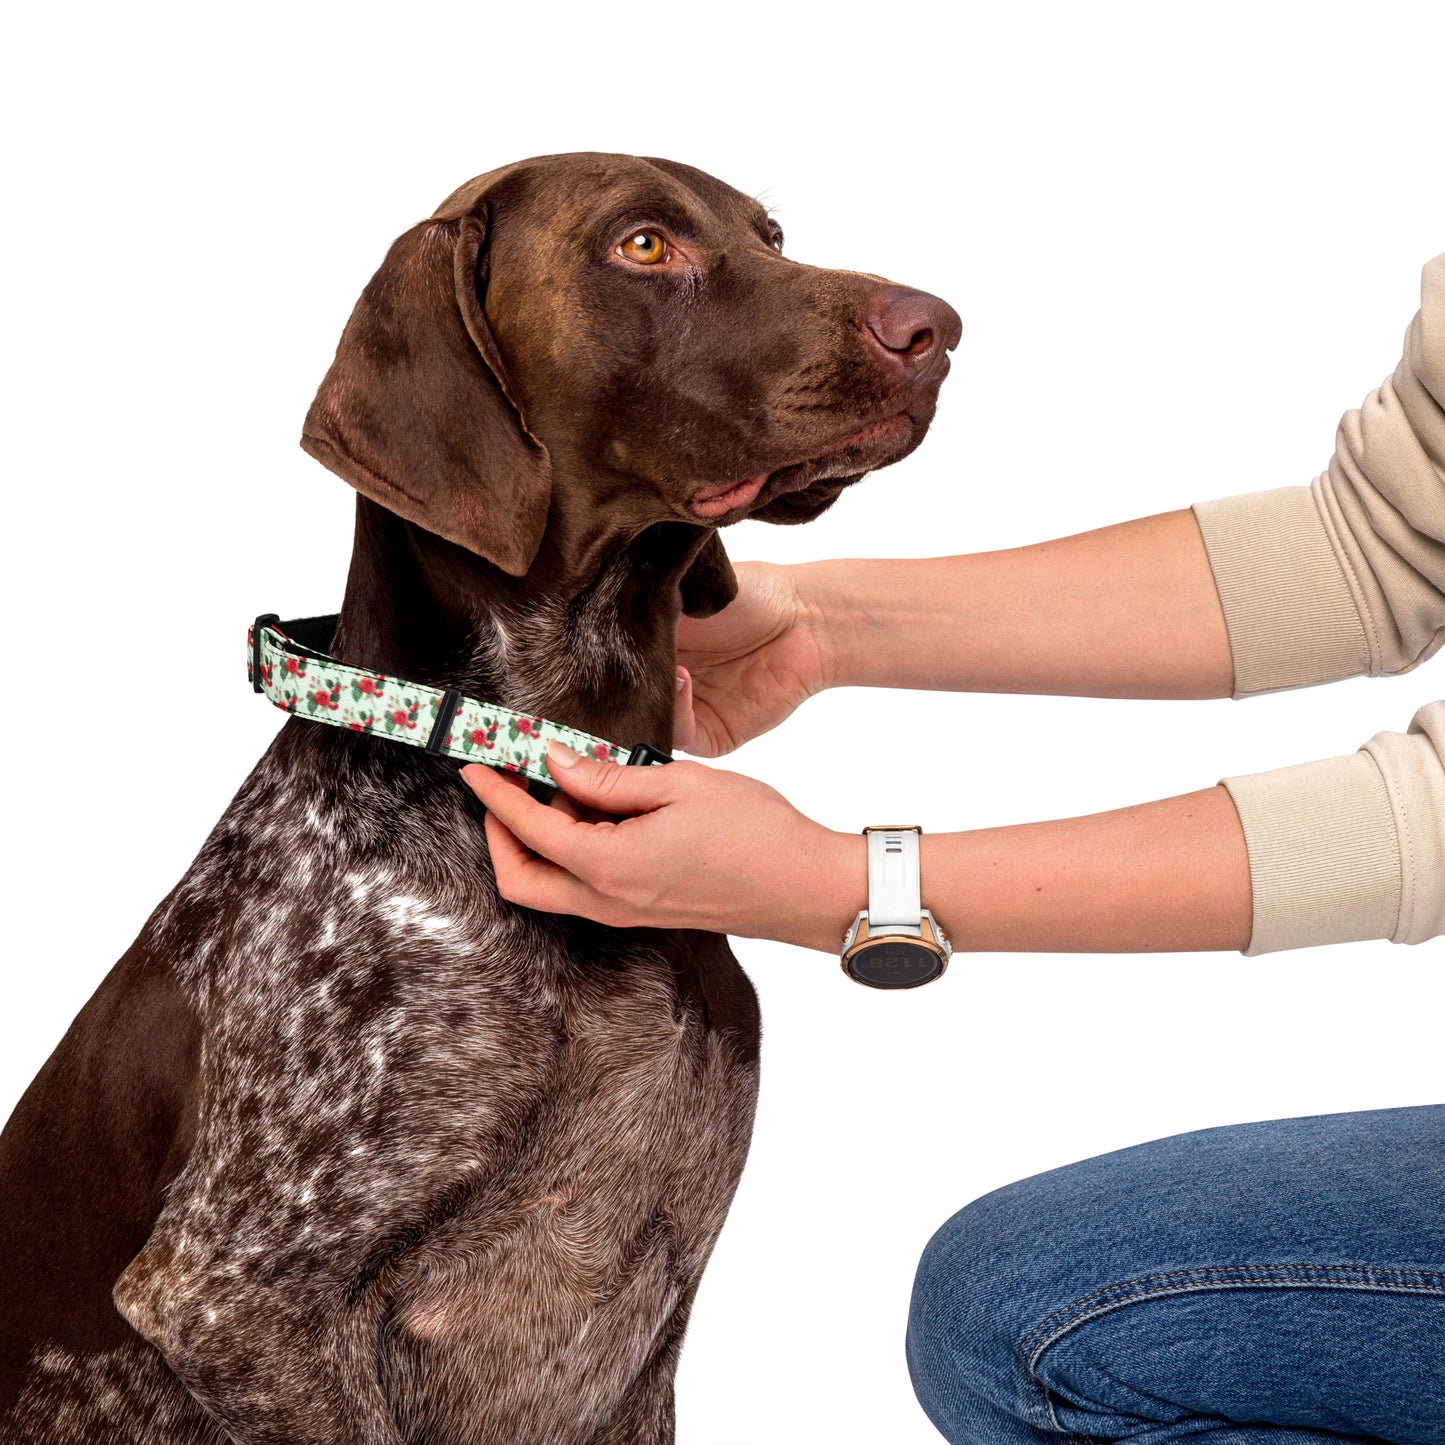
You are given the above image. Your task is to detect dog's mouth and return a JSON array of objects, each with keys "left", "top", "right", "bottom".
[
  {"left": 691, "top": 472, "right": 773, "bottom": 519},
  {"left": 690, "top": 412, "right": 917, "bottom": 521}
]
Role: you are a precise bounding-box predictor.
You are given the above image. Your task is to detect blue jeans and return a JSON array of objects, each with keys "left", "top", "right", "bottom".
[{"left": 906, "top": 1105, "right": 1445, "bottom": 1443}]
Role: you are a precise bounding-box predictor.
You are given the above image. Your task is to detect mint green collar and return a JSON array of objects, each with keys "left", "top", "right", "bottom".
[{"left": 248, "top": 614, "right": 668, "bottom": 789}]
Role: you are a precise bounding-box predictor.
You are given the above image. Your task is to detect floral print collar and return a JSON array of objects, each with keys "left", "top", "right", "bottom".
[{"left": 247, "top": 613, "right": 667, "bottom": 790}]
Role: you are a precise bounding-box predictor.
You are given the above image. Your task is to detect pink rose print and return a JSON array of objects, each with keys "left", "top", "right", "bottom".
[{"left": 383, "top": 700, "right": 420, "bottom": 734}]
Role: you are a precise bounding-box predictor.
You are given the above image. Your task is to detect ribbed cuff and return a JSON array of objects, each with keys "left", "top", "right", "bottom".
[
  {"left": 1363, "top": 709, "right": 1445, "bottom": 946},
  {"left": 1222, "top": 751, "right": 1402, "bottom": 955},
  {"left": 1192, "top": 488, "right": 1369, "bottom": 697}
]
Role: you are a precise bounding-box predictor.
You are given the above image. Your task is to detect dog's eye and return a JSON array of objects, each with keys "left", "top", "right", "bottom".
[
  {"left": 618, "top": 230, "right": 669, "bottom": 265},
  {"left": 768, "top": 222, "right": 784, "bottom": 252}
]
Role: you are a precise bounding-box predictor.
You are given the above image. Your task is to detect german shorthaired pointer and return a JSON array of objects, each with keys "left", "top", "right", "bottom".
[{"left": 0, "top": 152, "right": 960, "bottom": 1443}]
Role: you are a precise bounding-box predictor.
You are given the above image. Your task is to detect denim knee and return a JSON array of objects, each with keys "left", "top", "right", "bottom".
[
  {"left": 904, "top": 1108, "right": 1445, "bottom": 1445},
  {"left": 906, "top": 1188, "right": 1057, "bottom": 1445}
]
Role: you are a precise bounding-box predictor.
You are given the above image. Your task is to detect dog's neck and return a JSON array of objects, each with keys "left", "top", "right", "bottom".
[{"left": 330, "top": 497, "right": 687, "bottom": 754}]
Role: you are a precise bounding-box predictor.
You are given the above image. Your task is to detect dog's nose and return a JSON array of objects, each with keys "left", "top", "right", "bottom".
[{"left": 865, "top": 287, "right": 963, "bottom": 371}]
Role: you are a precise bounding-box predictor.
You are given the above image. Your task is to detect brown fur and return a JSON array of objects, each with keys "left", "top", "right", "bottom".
[{"left": 0, "top": 152, "right": 958, "bottom": 1443}]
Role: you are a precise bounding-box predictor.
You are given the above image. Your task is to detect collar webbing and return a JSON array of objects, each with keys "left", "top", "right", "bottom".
[{"left": 247, "top": 613, "right": 669, "bottom": 789}]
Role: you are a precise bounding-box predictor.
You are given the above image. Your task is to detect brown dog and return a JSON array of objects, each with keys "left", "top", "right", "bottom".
[{"left": 0, "top": 153, "right": 959, "bottom": 1443}]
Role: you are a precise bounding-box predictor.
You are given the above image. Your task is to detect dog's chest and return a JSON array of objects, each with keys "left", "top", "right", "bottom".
[
  {"left": 159, "top": 739, "right": 760, "bottom": 1442},
  {"left": 377, "top": 939, "right": 758, "bottom": 1441}
]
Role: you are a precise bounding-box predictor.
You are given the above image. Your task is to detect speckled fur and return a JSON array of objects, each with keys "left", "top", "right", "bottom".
[{"left": 6, "top": 670, "right": 759, "bottom": 1445}]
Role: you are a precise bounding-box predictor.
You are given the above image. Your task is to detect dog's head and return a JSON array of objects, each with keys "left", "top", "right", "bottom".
[{"left": 302, "top": 153, "right": 960, "bottom": 614}]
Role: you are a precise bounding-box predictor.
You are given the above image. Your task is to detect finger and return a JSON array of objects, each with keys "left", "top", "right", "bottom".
[
  {"left": 671, "top": 667, "right": 697, "bottom": 752},
  {"left": 482, "top": 810, "right": 620, "bottom": 921},
  {"left": 676, "top": 604, "right": 734, "bottom": 653},
  {"left": 482, "top": 801, "right": 540, "bottom": 873},
  {"left": 480, "top": 766, "right": 530, "bottom": 796},
  {"left": 545, "top": 787, "right": 612, "bottom": 826},
  {"left": 548, "top": 788, "right": 589, "bottom": 822},
  {"left": 461, "top": 761, "right": 600, "bottom": 870},
  {"left": 546, "top": 742, "right": 679, "bottom": 815},
  {"left": 679, "top": 700, "right": 733, "bottom": 759}
]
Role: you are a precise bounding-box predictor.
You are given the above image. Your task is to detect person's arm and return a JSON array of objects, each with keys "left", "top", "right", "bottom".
[
  {"left": 462, "top": 747, "right": 1252, "bottom": 954},
  {"left": 672, "top": 509, "right": 1233, "bottom": 758},
  {"left": 801, "top": 507, "right": 1236, "bottom": 702}
]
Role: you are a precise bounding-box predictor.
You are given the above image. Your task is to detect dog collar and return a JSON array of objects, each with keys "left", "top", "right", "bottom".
[{"left": 247, "top": 613, "right": 671, "bottom": 789}]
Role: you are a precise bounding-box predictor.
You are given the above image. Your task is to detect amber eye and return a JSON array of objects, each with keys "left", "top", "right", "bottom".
[{"left": 618, "top": 230, "right": 669, "bottom": 265}]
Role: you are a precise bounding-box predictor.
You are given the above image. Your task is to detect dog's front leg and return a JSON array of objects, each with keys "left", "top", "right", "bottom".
[
  {"left": 107, "top": 1031, "right": 486, "bottom": 1445},
  {"left": 114, "top": 1227, "right": 402, "bottom": 1445},
  {"left": 108, "top": 951, "right": 552, "bottom": 1445}
]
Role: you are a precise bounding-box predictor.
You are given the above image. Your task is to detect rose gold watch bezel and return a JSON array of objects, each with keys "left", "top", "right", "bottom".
[{"left": 840, "top": 913, "right": 951, "bottom": 985}]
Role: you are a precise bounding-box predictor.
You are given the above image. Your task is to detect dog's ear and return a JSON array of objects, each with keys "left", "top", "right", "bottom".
[
  {"left": 678, "top": 530, "right": 738, "bottom": 618},
  {"left": 300, "top": 211, "right": 551, "bottom": 578}
]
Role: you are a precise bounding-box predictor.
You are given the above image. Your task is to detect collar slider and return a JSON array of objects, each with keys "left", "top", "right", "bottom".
[
  {"left": 427, "top": 688, "right": 463, "bottom": 754},
  {"left": 626, "top": 743, "right": 673, "bottom": 767}
]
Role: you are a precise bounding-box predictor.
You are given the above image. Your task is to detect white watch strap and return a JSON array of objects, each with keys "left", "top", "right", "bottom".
[{"left": 866, "top": 827, "right": 923, "bottom": 936}]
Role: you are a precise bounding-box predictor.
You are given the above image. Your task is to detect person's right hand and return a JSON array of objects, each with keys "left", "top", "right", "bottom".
[{"left": 674, "top": 560, "right": 834, "bottom": 756}]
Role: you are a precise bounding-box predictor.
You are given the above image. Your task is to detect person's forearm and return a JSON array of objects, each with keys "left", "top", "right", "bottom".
[
  {"left": 798, "top": 783, "right": 1251, "bottom": 954},
  {"left": 802, "top": 509, "right": 1235, "bottom": 700}
]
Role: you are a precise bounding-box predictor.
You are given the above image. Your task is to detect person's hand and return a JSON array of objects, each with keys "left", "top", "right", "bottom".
[
  {"left": 674, "top": 560, "right": 835, "bottom": 756},
  {"left": 460, "top": 741, "right": 860, "bottom": 949}
]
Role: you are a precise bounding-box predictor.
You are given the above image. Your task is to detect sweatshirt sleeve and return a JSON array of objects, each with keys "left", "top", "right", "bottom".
[
  {"left": 1192, "top": 253, "right": 1445, "bottom": 695},
  {"left": 1190, "top": 254, "right": 1445, "bottom": 954},
  {"left": 1220, "top": 701, "right": 1445, "bottom": 954}
]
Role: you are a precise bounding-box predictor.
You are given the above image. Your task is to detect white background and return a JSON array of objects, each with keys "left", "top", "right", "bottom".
[{"left": 3, "top": 3, "right": 1442, "bottom": 1440}]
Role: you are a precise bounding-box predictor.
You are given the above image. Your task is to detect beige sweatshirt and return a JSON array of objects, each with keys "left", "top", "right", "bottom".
[{"left": 1192, "top": 253, "right": 1445, "bottom": 955}]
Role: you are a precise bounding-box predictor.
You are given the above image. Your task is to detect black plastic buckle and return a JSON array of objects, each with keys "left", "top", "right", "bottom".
[
  {"left": 427, "top": 688, "right": 463, "bottom": 754},
  {"left": 626, "top": 742, "right": 673, "bottom": 767},
  {"left": 251, "top": 613, "right": 281, "bottom": 693}
]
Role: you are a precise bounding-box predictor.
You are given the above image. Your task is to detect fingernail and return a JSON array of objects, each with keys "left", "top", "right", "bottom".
[
  {"left": 675, "top": 671, "right": 686, "bottom": 692},
  {"left": 546, "top": 740, "right": 581, "bottom": 770}
]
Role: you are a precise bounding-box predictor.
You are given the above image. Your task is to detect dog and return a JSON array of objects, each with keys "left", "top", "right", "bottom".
[{"left": 0, "top": 152, "right": 959, "bottom": 1443}]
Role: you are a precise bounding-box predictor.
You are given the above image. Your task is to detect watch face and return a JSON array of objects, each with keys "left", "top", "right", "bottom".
[{"left": 844, "top": 939, "right": 946, "bottom": 989}]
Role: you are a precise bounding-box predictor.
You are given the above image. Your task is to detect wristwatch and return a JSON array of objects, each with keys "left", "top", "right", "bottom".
[{"left": 840, "top": 826, "right": 951, "bottom": 988}]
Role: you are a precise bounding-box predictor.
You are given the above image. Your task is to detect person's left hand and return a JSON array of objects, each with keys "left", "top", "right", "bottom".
[{"left": 460, "top": 743, "right": 859, "bottom": 949}]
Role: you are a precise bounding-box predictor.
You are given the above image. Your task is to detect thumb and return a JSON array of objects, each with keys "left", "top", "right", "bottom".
[
  {"left": 671, "top": 667, "right": 697, "bottom": 752},
  {"left": 545, "top": 741, "right": 675, "bottom": 816}
]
